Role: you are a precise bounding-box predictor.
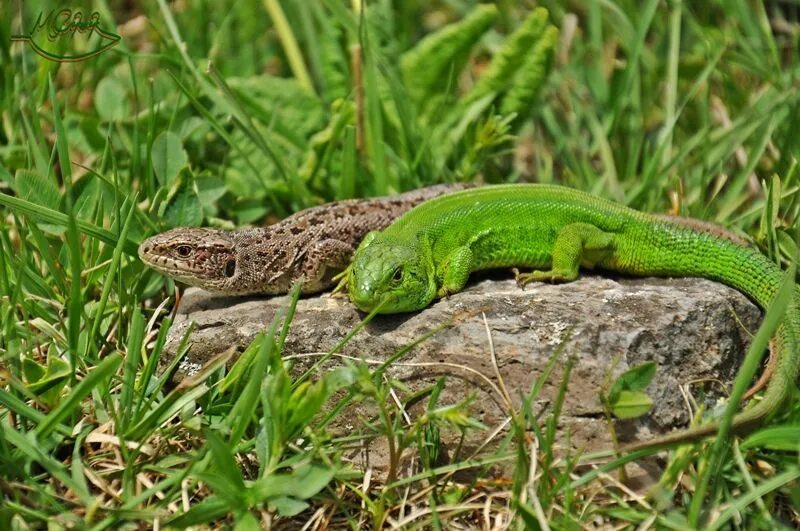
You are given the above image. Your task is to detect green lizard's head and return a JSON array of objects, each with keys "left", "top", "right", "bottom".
[{"left": 347, "top": 231, "right": 437, "bottom": 314}]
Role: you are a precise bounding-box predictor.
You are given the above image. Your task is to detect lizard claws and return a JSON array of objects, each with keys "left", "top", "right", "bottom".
[
  {"left": 330, "top": 266, "right": 351, "bottom": 297},
  {"left": 512, "top": 268, "right": 527, "bottom": 290}
]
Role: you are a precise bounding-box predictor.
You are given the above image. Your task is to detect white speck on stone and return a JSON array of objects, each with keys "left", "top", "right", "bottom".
[{"left": 530, "top": 320, "right": 573, "bottom": 345}]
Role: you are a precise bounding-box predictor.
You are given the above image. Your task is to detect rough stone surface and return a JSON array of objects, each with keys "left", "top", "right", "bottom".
[{"left": 161, "top": 275, "right": 762, "bottom": 463}]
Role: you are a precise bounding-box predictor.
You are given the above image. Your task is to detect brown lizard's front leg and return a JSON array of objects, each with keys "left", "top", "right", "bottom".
[{"left": 298, "top": 238, "right": 356, "bottom": 293}]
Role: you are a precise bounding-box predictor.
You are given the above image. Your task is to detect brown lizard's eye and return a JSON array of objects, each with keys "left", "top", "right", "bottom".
[
  {"left": 225, "top": 259, "right": 236, "bottom": 278},
  {"left": 176, "top": 245, "right": 192, "bottom": 257}
]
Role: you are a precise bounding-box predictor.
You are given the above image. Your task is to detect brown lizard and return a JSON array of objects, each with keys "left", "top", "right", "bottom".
[{"left": 138, "top": 184, "right": 471, "bottom": 295}]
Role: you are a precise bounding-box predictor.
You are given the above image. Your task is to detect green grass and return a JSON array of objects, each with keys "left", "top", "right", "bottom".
[{"left": 1, "top": 0, "right": 800, "bottom": 528}]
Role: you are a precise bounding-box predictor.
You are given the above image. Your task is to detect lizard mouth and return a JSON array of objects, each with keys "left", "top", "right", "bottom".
[
  {"left": 138, "top": 243, "right": 176, "bottom": 275},
  {"left": 350, "top": 287, "right": 383, "bottom": 312},
  {"left": 138, "top": 243, "right": 182, "bottom": 273},
  {"left": 350, "top": 290, "right": 398, "bottom": 314}
]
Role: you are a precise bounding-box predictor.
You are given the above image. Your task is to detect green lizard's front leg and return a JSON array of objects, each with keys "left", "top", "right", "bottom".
[
  {"left": 435, "top": 230, "right": 494, "bottom": 297},
  {"left": 516, "top": 222, "right": 615, "bottom": 286},
  {"left": 436, "top": 245, "right": 474, "bottom": 298}
]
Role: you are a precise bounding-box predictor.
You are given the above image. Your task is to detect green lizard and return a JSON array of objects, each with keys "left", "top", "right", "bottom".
[{"left": 342, "top": 183, "right": 798, "bottom": 449}]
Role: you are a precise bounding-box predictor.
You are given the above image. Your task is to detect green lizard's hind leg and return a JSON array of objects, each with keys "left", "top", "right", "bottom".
[
  {"left": 436, "top": 245, "right": 474, "bottom": 298},
  {"left": 516, "top": 222, "right": 615, "bottom": 287}
]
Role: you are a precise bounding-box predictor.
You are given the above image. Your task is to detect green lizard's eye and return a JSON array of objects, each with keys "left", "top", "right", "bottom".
[
  {"left": 176, "top": 245, "right": 192, "bottom": 257},
  {"left": 391, "top": 267, "right": 403, "bottom": 283}
]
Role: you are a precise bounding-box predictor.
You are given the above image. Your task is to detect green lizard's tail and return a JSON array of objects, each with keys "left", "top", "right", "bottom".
[{"left": 619, "top": 223, "right": 799, "bottom": 450}]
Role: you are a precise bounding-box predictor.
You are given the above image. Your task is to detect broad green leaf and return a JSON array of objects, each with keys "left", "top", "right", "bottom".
[
  {"left": 609, "top": 390, "right": 653, "bottom": 420},
  {"left": 229, "top": 198, "right": 270, "bottom": 225},
  {"left": 249, "top": 463, "right": 334, "bottom": 501},
  {"left": 193, "top": 470, "right": 246, "bottom": 509},
  {"left": 73, "top": 176, "right": 102, "bottom": 222},
  {"left": 205, "top": 430, "right": 246, "bottom": 492},
  {"left": 163, "top": 170, "right": 203, "bottom": 228},
  {"left": 268, "top": 497, "right": 309, "bottom": 517},
  {"left": 24, "top": 352, "right": 71, "bottom": 406},
  {"left": 151, "top": 131, "right": 188, "bottom": 187},
  {"left": 165, "top": 497, "right": 229, "bottom": 528},
  {"left": 608, "top": 361, "right": 657, "bottom": 403},
  {"left": 95, "top": 77, "right": 130, "bottom": 122},
  {"left": 195, "top": 174, "right": 227, "bottom": 211},
  {"left": 178, "top": 116, "right": 208, "bottom": 140},
  {"left": 15, "top": 169, "right": 60, "bottom": 211},
  {"left": 233, "top": 511, "right": 262, "bottom": 531},
  {"left": 279, "top": 462, "right": 335, "bottom": 500},
  {"left": 22, "top": 357, "right": 46, "bottom": 384}
]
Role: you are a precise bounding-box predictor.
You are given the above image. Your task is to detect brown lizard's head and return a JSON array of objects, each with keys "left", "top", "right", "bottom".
[{"left": 138, "top": 228, "right": 241, "bottom": 292}]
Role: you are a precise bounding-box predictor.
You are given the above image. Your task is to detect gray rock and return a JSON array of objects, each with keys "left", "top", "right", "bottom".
[{"left": 161, "top": 276, "right": 762, "bottom": 459}]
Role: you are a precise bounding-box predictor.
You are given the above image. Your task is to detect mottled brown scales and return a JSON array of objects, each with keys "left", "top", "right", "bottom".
[{"left": 138, "top": 184, "right": 471, "bottom": 295}]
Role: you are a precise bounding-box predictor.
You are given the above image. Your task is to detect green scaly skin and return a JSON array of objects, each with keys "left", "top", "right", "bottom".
[{"left": 344, "top": 184, "right": 799, "bottom": 450}]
